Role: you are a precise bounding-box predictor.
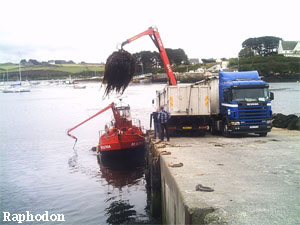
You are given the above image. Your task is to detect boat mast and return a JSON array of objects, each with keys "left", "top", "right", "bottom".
[{"left": 19, "top": 61, "right": 22, "bottom": 83}]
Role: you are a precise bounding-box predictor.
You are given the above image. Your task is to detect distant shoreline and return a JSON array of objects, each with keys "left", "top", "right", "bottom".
[
  {"left": 261, "top": 75, "right": 300, "bottom": 83},
  {"left": 72, "top": 74, "right": 300, "bottom": 84},
  {"left": 1, "top": 65, "right": 298, "bottom": 83}
]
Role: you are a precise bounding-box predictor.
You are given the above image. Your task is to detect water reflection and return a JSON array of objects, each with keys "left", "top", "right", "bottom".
[
  {"left": 105, "top": 200, "right": 137, "bottom": 224},
  {"left": 97, "top": 151, "right": 145, "bottom": 189},
  {"left": 66, "top": 146, "right": 159, "bottom": 224},
  {"left": 97, "top": 151, "right": 158, "bottom": 224},
  {"left": 68, "top": 149, "right": 78, "bottom": 170}
]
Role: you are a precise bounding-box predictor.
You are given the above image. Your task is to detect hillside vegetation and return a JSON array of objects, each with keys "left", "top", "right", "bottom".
[
  {"left": 1, "top": 55, "right": 299, "bottom": 82},
  {"left": 0, "top": 63, "right": 105, "bottom": 81},
  {"left": 228, "top": 55, "right": 300, "bottom": 81}
]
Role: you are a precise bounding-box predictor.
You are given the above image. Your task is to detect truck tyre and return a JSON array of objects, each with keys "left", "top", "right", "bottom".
[
  {"left": 209, "top": 125, "right": 218, "bottom": 135},
  {"left": 209, "top": 119, "right": 219, "bottom": 135},
  {"left": 259, "top": 132, "right": 268, "bottom": 137},
  {"left": 197, "top": 130, "right": 206, "bottom": 137},
  {"left": 222, "top": 123, "right": 230, "bottom": 137}
]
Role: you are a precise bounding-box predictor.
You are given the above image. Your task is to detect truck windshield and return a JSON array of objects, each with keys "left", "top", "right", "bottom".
[{"left": 232, "top": 88, "right": 269, "bottom": 102}]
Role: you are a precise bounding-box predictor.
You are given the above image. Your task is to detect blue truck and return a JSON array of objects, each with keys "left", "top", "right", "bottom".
[
  {"left": 157, "top": 70, "right": 274, "bottom": 137},
  {"left": 207, "top": 71, "right": 274, "bottom": 136}
]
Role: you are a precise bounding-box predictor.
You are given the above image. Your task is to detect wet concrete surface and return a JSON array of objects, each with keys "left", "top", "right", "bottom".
[{"left": 154, "top": 128, "right": 300, "bottom": 224}]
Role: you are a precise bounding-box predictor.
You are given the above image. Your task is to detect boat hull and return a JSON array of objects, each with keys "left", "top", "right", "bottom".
[
  {"left": 3, "top": 87, "right": 30, "bottom": 93},
  {"left": 98, "top": 128, "right": 145, "bottom": 157},
  {"left": 99, "top": 146, "right": 146, "bottom": 160},
  {"left": 99, "top": 134, "right": 145, "bottom": 151}
]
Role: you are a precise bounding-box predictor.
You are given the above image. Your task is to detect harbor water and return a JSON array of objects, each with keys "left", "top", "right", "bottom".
[
  {"left": 269, "top": 82, "right": 300, "bottom": 116},
  {"left": 0, "top": 82, "right": 299, "bottom": 224}
]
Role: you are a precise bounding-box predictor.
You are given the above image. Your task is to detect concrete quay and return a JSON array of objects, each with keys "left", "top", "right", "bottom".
[{"left": 150, "top": 128, "right": 300, "bottom": 225}]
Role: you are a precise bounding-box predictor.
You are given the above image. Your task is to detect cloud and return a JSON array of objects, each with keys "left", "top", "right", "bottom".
[
  {"left": 0, "top": 0, "right": 299, "bottom": 63},
  {"left": 0, "top": 41, "right": 79, "bottom": 63},
  {"left": 0, "top": 43, "right": 34, "bottom": 62}
]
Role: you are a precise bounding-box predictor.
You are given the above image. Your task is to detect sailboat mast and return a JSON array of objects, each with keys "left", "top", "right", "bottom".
[{"left": 19, "top": 62, "right": 22, "bottom": 82}]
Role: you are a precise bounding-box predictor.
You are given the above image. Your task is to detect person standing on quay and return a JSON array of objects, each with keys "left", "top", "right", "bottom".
[
  {"left": 151, "top": 109, "right": 161, "bottom": 140},
  {"left": 158, "top": 106, "right": 171, "bottom": 141}
]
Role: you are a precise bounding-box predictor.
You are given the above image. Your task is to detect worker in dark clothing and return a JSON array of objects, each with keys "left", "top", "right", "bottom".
[
  {"left": 157, "top": 106, "right": 171, "bottom": 141},
  {"left": 150, "top": 109, "right": 161, "bottom": 139}
]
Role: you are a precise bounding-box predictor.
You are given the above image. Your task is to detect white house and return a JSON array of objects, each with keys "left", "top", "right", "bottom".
[
  {"left": 189, "top": 58, "right": 200, "bottom": 64},
  {"left": 221, "top": 60, "right": 229, "bottom": 70},
  {"left": 278, "top": 40, "right": 300, "bottom": 57},
  {"left": 216, "top": 58, "right": 222, "bottom": 63}
]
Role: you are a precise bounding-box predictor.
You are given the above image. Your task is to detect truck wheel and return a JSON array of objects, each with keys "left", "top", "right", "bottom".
[
  {"left": 259, "top": 132, "right": 268, "bottom": 137},
  {"left": 222, "top": 124, "right": 230, "bottom": 137},
  {"left": 209, "top": 119, "right": 219, "bottom": 135},
  {"left": 197, "top": 130, "right": 206, "bottom": 137},
  {"left": 209, "top": 125, "right": 218, "bottom": 135}
]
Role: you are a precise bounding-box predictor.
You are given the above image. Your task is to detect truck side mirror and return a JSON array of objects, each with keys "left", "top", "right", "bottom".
[
  {"left": 270, "top": 92, "right": 274, "bottom": 100},
  {"left": 152, "top": 99, "right": 155, "bottom": 104}
]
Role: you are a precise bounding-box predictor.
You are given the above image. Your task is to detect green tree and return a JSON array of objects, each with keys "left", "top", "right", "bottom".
[
  {"left": 20, "top": 59, "right": 27, "bottom": 65},
  {"left": 239, "top": 47, "right": 254, "bottom": 58},
  {"left": 173, "top": 48, "right": 189, "bottom": 65},
  {"left": 165, "top": 48, "right": 188, "bottom": 65},
  {"left": 133, "top": 51, "right": 159, "bottom": 74},
  {"left": 133, "top": 48, "right": 189, "bottom": 73},
  {"left": 242, "top": 36, "right": 282, "bottom": 57},
  {"left": 28, "top": 59, "right": 41, "bottom": 65}
]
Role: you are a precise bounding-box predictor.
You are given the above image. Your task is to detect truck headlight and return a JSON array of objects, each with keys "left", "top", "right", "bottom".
[
  {"left": 266, "top": 120, "right": 272, "bottom": 124},
  {"left": 227, "top": 109, "right": 231, "bottom": 115},
  {"left": 230, "top": 121, "right": 240, "bottom": 126}
]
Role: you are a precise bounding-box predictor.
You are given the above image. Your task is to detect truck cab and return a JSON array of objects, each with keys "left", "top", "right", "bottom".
[{"left": 217, "top": 71, "right": 273, "bottom": 136}]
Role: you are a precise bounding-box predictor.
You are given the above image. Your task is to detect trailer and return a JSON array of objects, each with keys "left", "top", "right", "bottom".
[{"left": 156, "top": 83, "right": 210, "bottom": 136}]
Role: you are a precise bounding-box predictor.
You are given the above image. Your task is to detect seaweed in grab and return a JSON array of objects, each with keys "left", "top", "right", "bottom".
[{"left": 103, "top": 50, "right": 136, "bottom": 97}]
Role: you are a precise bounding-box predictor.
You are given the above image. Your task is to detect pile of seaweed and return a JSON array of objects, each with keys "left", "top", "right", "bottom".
[
  {"left": 272, "top": 113, "right": 300, "bottom": 130},
  {"left": 103, "top": 50, "right": 136, "bottom": 97}
]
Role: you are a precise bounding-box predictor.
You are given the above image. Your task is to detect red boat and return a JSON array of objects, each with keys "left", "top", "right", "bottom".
[{"left": 67, "top": 102, "right": 145, "bottom": 156}]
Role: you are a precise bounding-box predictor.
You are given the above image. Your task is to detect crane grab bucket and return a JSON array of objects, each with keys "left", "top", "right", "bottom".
[
  {"left": 102, "top": 26, "right": 177, "bottom": 96},
  {"left": 103, "top": 50, "right": 136, "bottom": 97}
]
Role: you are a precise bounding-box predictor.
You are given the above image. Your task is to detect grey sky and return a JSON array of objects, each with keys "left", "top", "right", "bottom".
[{"left": 0, "top": 0, "right": 299, "bottom": 63}]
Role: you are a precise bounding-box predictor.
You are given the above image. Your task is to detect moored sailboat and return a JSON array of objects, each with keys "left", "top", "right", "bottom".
[{"left": 2, "top": 63, "right": 30, "bottom": 93}]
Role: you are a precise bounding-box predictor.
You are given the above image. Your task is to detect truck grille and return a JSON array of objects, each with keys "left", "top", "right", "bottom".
[{"left": 238, "top": 105, "right": 268, "bottom": 125}]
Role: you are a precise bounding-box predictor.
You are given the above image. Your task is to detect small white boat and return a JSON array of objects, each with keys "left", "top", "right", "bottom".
[
  {"left": 73, "top": 84, "right": 86, "bottom": 89},
  {"left": 3, "top": 86, "right": 30, "bottom": 93}
]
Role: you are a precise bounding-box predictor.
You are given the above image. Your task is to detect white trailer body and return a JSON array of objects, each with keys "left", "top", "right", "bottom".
[
  {"left": 155, "top": 81, "right": 219, "bottom": 136},
  {"left": 156, "top": 78, "right": 220, "bottom": 116},
  {"left": 198, "top": 77, "right": 220, "bottom": 115}
]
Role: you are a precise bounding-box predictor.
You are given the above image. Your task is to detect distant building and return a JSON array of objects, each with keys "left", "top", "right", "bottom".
[
  {"left": 48, "top": 60, "right": 55, "bottom": 65},
  {"left": 221, "top": 61, "right": 229, "bottom": 70},
  {"left": 189, "top": 58, "right": 200, "bottom": 64},
  {"left": 216, "top": 58, "right": 222, "bottom": 63},
  {"left": 278, "top": 40, "right": 300, "bottom": 57},
  {"left": 54, "top": 60, "right": 67, "bottom": 64}
]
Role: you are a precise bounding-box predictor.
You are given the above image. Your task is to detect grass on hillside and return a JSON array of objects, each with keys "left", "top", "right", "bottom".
[{"left": 0, "top": 63, "right": 105, "bottom": 74}]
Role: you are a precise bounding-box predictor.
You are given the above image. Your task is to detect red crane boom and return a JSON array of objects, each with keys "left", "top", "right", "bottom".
[
  {"left": 67, "top": 103, "right": 115, "bottom": 140},
  {"left": 121, "top": 26, "right": 177, "bottom": 86}
]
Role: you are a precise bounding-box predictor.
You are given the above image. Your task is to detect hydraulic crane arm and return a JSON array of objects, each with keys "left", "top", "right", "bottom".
[
  {"left": 67, "top": 103, "right": 115, "bottom": 140},
  {"left": 121, "top": 26, "right": 177, "bottom": 86}
]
